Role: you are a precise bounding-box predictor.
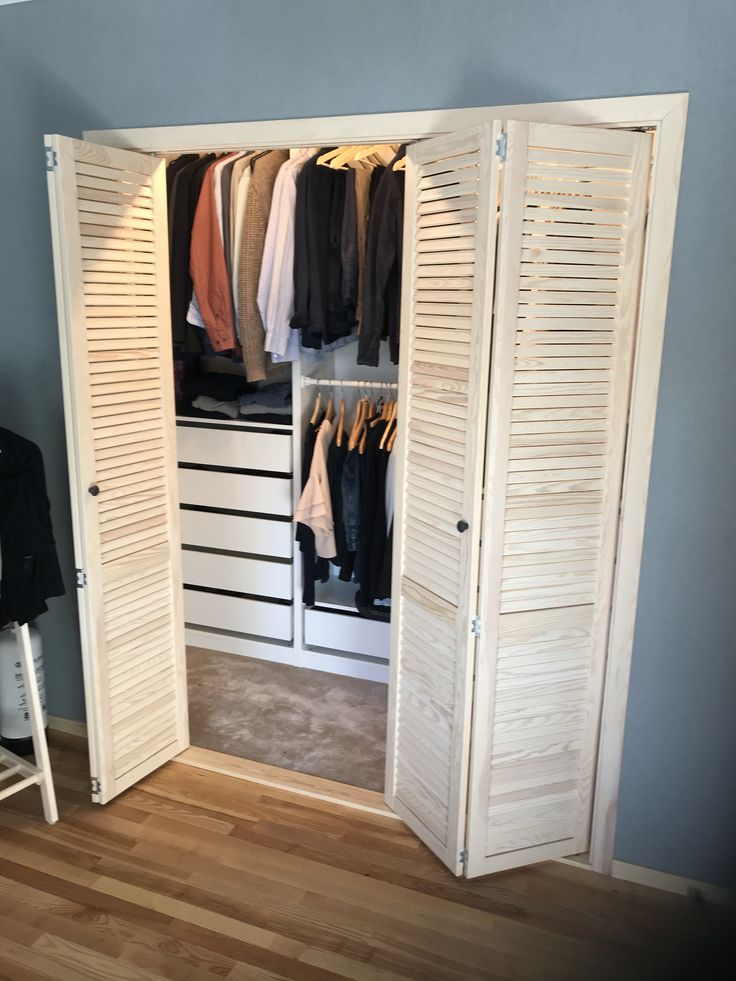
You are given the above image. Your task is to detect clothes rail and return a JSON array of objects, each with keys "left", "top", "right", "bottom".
[{"left": 301, "top": 378, "right": 398, "bottom": 391}]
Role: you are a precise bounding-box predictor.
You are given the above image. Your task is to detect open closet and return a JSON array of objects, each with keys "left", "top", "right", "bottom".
[
  {"left": 164, "top": 141, "right": 406, "bottom": 791},
  {"left": 44, "top": 95, "right": 687, "bottom": 879}
]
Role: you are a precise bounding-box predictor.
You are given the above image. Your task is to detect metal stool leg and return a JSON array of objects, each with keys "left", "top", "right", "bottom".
[{"left": 13, "top": 623, "right": 58, "bottom": 824}]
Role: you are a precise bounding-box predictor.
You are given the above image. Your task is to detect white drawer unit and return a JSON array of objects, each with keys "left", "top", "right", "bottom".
[
  {"left": 304, "top": 608, "right": 390, "bottom": 661},
  {"left": 178, "top": 467, "right": 292, "bottom": 516},
  {"left": 182, "top": 549, "right": 292, "bottom": 601},
  {"left": 180, "top": 509, "right": 292, "bottom": 559},
  {"left": 177, "top": 423, "right": 292, "bottom": 473},
  {"left": 184, "top": 588, "right": 292, "bottom": 642}
]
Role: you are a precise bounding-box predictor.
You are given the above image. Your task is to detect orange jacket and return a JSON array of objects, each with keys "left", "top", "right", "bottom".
[{"left": 189, "top": 157, "right": 237, "bottom": 351}]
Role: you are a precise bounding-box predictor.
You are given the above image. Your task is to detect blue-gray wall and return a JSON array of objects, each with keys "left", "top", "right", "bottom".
[{"left": 0, "top": 0, "right": 733, "bottom": 889}]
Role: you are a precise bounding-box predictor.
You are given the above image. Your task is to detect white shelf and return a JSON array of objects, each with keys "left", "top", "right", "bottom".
[{"left": 176, "top": 414, "right": 292, "bottom": 432}]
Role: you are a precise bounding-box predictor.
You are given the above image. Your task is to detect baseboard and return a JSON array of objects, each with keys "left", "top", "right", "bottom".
[
  {"left": 185, "top": 627, "right": 389, "bottom": 682},
  {"left": 47, "top": 715, "right": 87, "bottom": 738},
  {"left": 611, "top": 860, "right": 736, "bottom": 908}
]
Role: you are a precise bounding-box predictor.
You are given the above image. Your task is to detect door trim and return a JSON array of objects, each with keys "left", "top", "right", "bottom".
[
  {"left": 86, "top": 92, "right": 688, "bottom": 874},
  {"left": 176, "top": 746, "right": 400, "bottom": 820}
]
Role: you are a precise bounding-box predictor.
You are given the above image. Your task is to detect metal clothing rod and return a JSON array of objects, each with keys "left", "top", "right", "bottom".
[{"left": 301, "top": 377, "right": 398, "bottom": 391}]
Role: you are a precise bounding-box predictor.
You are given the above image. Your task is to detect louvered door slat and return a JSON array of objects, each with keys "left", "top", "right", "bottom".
[
  {"left": 46, "top": 134, "right": 187, "bottom": 804},
  {"left": 466, "top": 121, "right": 650, "bottom": 876},
  {"left": 387, "top": 122, "right": 501, "bottom": 874}
]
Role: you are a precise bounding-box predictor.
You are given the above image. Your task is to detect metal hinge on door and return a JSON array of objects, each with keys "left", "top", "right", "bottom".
[
  {"left": 75, "top": 568, "right": 87, "bottom": 588},
  {"left": 459, "top": 848, "right": 469, "bottom": 869},
  {"left": 471, "top": 616, "right": 482, "bottom": 638},
  {"left": 495, "top": 132, "right": 507, "bottom": 161},
  {"left": 45, "top": 146, "right": 58, "bottom": 171},
  {"left": 91, "top": 777, "right": 101, "bottom": 796}
]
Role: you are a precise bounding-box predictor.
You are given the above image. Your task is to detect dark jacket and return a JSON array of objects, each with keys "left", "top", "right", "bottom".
[
  {"left": 0, "top": 429, "right": 65, "bottom": 627},
  {"left": 358, "top": 147, "right": 406, "bottom": 366}
]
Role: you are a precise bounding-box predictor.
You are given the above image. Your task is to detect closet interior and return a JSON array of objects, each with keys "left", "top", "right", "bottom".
[{"left": 168, "top": 143, "right": 404, "bottom": 790}]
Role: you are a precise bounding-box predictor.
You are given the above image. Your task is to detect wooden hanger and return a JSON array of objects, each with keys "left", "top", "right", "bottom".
[
  {"left": 380, "top": 402, "right": 397, "bottom": 450},
  {"left": 336, "top": 398, "right": 346, "bottom": 447},
  {"left": 325, "top": 395, "right": 335, "bottom": 423},
  {"left": 387, "top": 424, "right": 398, "bottom": 453},
  {"left": 370, "top": 396, "right": 388, "bottom": 428},
  {"left": 316, "top": 147, "right": 341, "bottom": 167},
  {"left": 309, "top": 392, "right": 322, "bottom": 425},
  {"left": 328, "top": 145, "right": 365, "bottom": 170},
  {"left": 393, "top": 154, "right": 407, "bottom": 171},
  {"left": 348, "top": 398, "right": 367, "bottom": 451},
  {"left": 354, "top": 143, "right": 398, "bottom": 164}
]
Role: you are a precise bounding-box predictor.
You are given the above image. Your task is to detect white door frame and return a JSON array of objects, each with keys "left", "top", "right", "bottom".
[{"left": 85, "top": 92, "right": 688, "bottom": 874}]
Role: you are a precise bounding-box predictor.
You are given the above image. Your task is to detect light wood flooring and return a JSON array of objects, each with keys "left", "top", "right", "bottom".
[{"left": 0, "top": 732, "right": 732, "bottom": 980}]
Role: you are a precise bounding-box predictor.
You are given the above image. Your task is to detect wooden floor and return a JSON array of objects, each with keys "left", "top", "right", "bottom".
[{"left": 0, "top": 734, "right": 732, "bottom": 981}]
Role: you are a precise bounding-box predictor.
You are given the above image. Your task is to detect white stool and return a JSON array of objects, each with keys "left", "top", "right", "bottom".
[{"left": 0, "top": 621, "right": 58, "bottom": 823}]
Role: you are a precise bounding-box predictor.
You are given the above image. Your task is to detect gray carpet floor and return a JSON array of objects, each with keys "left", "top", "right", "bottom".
[{"left": 187, "top": 646, "right": 388, "bottom": 791}]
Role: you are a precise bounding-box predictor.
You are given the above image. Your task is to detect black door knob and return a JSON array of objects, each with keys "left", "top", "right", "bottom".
[
  {"left": 88, "top": 484, "right": 100, "bottom": 497},
  {"left": 457, "top": 520, "right": 469, "bottom": 533}
]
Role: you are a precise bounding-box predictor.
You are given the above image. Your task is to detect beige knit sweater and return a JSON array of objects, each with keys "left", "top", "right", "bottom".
[{"left": 237, "top": 149, "right": 289, "bottom": 382}]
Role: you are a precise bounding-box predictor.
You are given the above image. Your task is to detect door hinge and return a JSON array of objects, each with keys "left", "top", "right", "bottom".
[
  {"left": 459, "top": 848, "right": 469, "bottom": 867},
  {"left": 45, "top": 145, "right": 58, "bottom": 171},
  {"left": 91, "top": 777, "right": 101, "bottom": 795},
  {"left": 495, "top": 132, "right": 507, "bottom": 161},
  {"left": 471, "top": 615, "right": 482, "bottom": 638},
  {"left": 75, "top": 568, "right": 87, "bottom": 588}
]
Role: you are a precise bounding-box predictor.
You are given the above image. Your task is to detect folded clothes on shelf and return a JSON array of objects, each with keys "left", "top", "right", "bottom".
[{"left": 191, "top": 396, "right": 240, "bottom": 419}]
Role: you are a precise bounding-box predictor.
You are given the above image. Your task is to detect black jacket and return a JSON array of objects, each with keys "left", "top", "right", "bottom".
[
  {"left": 0, "top": 428, "right": 65, "bottom": 627},
  {"left": 358, "top": 146, "right": 406, "bottom": 366}
]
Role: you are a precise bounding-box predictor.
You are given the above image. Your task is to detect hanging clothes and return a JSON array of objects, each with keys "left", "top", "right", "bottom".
[
  {"left": 237, "top": 149, "right": 290, "bottom": 382},
  {"left": 341, "top": 444, "right": 361, "bottom": 555},
  {"left": 0, "top": 429, "right": 64, "bottom": 628},
  {"left": 355, "top": 419, "right": 390, "bottom": 606},
  {"left": 295, "top": 413, "right": 330, "bottom": 606},
  {"left": 295, "top": 418, "right": 336, "bottom": 559},
  {"left": 189, "top": 156, "right": 238, "bottom": 352},
  {"left": 291, "top": 152, "right": 357, "bottom": 350},
  {"left": 350, "top": 159, "right": 373, "bottom": 325},
  {"left": 326, "top": 434, "right": 353, "bottom": 582},
  {"left": 169, "top": 153, "right": 215, "bottom": 352},
  {"left": 259, "top": 150, "right": 314, "bottom": 363},
  {"left": 359, "top": 146, "right": 406, "bottom": 366},
  {"left": 219, "top": 153, "right": 247, "bottom": 282},
  {"left": 231, "top": 150, "right": 257, "bottom": 326}
]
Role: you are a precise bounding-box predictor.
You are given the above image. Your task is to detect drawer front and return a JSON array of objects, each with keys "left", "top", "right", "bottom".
[
  {"left": 304, "top": 608, "right": 390, "bottom": 660},
  {"left": 178, "top": 468, "right": 292, "bottom": 516},
  {"left": 180, "top": 509, "right": 292, "bottom": 559},
  {"left": 182, "top": 550, "right": 292, "bottom": 601},
  {"left": 177, "top": 424, "right": 292, "bottom": 472},
  {"left": 184, "top": 587, "right": 292, "bottom": 641}
]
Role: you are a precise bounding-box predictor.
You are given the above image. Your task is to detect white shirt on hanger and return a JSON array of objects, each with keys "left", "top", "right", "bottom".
[
  {"left": 294, "top": 418, "right": 336, "bottom": 559},
  {"left": 258, "top": 149, "right": 315, "bottom": 363}
]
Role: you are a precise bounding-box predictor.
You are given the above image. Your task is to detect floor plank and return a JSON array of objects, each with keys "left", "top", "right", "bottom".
[{"left": 0, "top": 733, "right": 732, "bottom": 980}]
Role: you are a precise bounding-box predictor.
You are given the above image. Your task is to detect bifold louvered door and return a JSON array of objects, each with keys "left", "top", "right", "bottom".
[
  {"left": 45, "top": 135, "right": 188, "bottom": 803},
  {"left": 465, "top": 121, "right": 650, "bottom": 876},
  {"left": 386, "top": 123, "right": 502, "bottom": 873}
]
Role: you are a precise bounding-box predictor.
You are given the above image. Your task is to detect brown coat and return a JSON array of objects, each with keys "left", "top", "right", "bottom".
[
  {"left": 238, "top": 149, "right": 290, "bottom": 381},
  {"left": 189, "top": 156, "right": 237, "bottom": 352}
]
